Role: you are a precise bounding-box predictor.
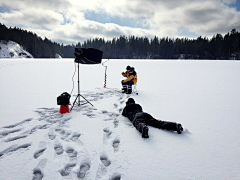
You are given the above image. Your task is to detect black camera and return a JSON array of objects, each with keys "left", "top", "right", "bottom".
[{"left": 57, "top": 92, "right": 71, "bottom": 106}]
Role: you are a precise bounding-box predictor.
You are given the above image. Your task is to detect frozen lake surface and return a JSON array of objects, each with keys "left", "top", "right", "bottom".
[{"left": 0, "top": 59, "right": 240, "bottom": 180}]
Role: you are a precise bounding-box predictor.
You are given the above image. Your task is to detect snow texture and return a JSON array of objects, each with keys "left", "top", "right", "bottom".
[
  {"left": 0, "top": 40, "right": 33, "bottom": 58},
  {"left": 0, "top": 59, "right": 240, "bottom": 180}
]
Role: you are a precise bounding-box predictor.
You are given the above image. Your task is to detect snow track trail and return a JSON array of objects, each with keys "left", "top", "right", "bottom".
[{"left": 0, "top": 88, "right": 131, "bottom": 180}]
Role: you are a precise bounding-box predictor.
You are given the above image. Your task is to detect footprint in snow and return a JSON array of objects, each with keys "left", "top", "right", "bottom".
[
  {"left": 110, "top": 174, "right": 121, "bottom": 180},
  {"left": 118, "top": 108, "right": 123, "bottom": 113},
  {"left": 108, "top": 112, "right": 119, "bottom": 118},
  {"left": 34, "top": 148, "right": 46, "bottom": 159},
  {"left": 21, "top": 125, "right": 45, "bottom": 136},
  {"left": 34, "top": 141, "right": 47, "bottom": 159},
  {"left": 70, "top": 132, "right": 81, "bottom": 142},
  {"left": 32, "top": 168, "right": 43, "bottom": 180},
  {"left": 119, "top": 100, "right": 125, "bottom": 104},
  {"left": 0, "top": 128, "right": 22, "bottom": 138},
  {"left": 61, "top": 129, "right": 72, "bottom": 140},
  {"left": 0, "top": 143, "right": 31, "bottom": 157},
  {"left": 38, "top": 124, "right": 50, "bottom": 129},
  {"left": 101, "top": 110, "right": 108, "bottom": 114},
  {"left": 77, "top": 163, "right": 91, "bottom": 178},
  {"left": 54, "top": 143, "right": 64, "bottom": 155},
  {"left": 82, "top": 112, "right": 97, "bottom": 118},
  {"left": 60, "top": 163, "right": 76, "bottom": 176},
  {"left": 100, "top": 155, "right": 111, "bottom": 167},
  {"left": 5, "top": 134, "right": 28, "bottom": 142},
  {"left": 113, "top": 120, "right": 119, "bottom": 128},
  {"left": 55, "top": 128, "right": 72, "bottom": 140},
  {"left": 103, "top": 118, "right": 112, "bottom": 121},
  {"left": 88, "top": 107, "right": 98, "bottom": 111},
  {"left": 112, "top": 139, "right": 120, "bottom": 152},
  {"left": 118, "top": 96, "right": 123, "bottom": 101},
  {"left": 65, "top": 147, "right": 77, "bottom": 158},
  {"left": 2, "top": 118, "right": 32, "bottom": 129},
  {"left": 103, "top": 127, "right": 112, "bottom": 137},
  {"left": 48, "top": 128, "right": 56, "bottom": 140},
  {"left": 32, "top": 158, "right": 47, "bottom": 180},
  {"left": 55, "top": 127, "right": 63, "bottom": 134}
]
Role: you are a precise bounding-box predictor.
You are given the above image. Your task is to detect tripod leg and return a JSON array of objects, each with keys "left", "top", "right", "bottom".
[
  {"left": 80, "top": 94, "right": 94, "bottom": 107},
  {"left": 70, "top": 94, "right": 80, "bottom": 111}
]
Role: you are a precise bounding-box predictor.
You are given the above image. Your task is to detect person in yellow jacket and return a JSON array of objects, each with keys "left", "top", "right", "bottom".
[{"left": 121, "top": 66, "right": 137, "bottom": 94}]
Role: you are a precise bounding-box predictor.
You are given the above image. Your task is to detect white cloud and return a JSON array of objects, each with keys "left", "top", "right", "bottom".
[
  {"left": 144, "top": 0, "right": 240, "bottom": 36},
  {"left": 0, "top": 0, "right": 240, "bottom": 44},
  {"left": 28, "top": 20, "right": 157, "bottom": 45}
]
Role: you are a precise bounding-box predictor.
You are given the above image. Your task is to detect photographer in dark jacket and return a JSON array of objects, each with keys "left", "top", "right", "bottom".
[{"left": 122, "top": 98, "right": 183, "bottom": 138}]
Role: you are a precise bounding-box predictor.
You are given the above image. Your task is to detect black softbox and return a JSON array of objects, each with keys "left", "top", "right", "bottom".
[{"left": 74, "top": 48, "right": 103, "bottom": 64}]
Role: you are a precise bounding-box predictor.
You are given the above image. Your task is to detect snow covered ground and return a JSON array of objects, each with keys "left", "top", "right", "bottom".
[{"left": 0, "top": 59, "right": 240, "bottom": 180}]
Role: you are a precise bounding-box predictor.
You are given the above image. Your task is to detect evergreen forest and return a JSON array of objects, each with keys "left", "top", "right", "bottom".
[{"left": 0, "top": 23, "right": 239, "bottom": 59}]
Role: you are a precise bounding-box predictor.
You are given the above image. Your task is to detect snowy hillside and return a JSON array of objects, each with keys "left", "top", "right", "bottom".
[
  {"left": 0, "top": 59, "right": 240, "bottom": 180},
  {"left": 0, "top": 40, "right": 33, "bottom": 58}
]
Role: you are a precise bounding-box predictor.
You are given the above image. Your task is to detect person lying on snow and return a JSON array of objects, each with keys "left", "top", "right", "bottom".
[
  {"left": 122, "top": 98, "right": 183, "bottom": 138},
  {"left": 121, "top": 66, "right": 137, "bottom": 94}
]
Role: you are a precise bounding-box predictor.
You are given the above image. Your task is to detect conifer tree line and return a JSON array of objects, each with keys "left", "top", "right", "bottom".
[{"left": 0, "top": 23, "right": 239, "bottom": 59}]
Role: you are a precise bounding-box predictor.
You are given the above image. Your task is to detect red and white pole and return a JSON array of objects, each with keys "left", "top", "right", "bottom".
[{"left": 102, "top": 59, "right": 109, "bottom": 88}]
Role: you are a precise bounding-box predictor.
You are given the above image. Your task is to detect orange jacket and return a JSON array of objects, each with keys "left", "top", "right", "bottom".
[{"left": 122, "top": 71, "right": 137, "bottom": 84}]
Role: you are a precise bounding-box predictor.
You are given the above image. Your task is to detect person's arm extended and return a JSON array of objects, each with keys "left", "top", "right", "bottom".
[
  {"left": 122, "top": 71, "right": 127, "bottom": 77},
  {"left": 123, "top": 74, "right": 134, "bottom": 83}
]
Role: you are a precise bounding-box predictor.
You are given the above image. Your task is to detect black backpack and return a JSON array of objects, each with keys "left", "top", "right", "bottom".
[{"left": 57, "top": 92, "right": 71, "bottom": 106}]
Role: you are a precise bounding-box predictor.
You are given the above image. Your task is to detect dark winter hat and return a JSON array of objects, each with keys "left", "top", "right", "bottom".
[
  {"left": 126, "top": 65, "right": 131, "bottom": 70},
  {"left": 126, "top": 98, "right": 135, "bottom": 105},
  {"left": 130, "top": 67, "right": 135, "bottom": 71}
]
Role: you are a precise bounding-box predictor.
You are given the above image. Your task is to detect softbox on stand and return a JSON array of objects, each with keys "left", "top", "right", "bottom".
[{"left": 70, "top": 48, "right": 103, "bottom": 111}]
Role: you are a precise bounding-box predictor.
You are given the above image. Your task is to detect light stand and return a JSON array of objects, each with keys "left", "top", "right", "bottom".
[
  {"left": 70, "top": 63, "right": 94, "bottom": 111},
  {"left": 70, "top": 48, "right": 103, "bottom": 111}
]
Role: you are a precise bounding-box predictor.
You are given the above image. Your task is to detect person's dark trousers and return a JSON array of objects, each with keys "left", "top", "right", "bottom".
[
  {"left": 121, "top": 80, "right": 134, "bottom": 93},
  {"left": 133, "top": 112, "right": 178, "bottom": 131},
  {"left": 147, "top": 119, "right": 177, "bottom": 131},
  {"left": 131, "top": 112, "right": 149, "bottom": 138},
  {"left": 132, "top": 112, "right": 148, "bottom": 132}
]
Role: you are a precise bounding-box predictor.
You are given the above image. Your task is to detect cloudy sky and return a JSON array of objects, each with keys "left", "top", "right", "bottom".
[{"left": 0, "top": 0, "right": 240, "bottom": 45}]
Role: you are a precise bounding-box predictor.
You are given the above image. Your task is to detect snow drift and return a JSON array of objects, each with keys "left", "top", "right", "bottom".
[{"left": 0, "top": 40, "right": 33, "bottom": 58}]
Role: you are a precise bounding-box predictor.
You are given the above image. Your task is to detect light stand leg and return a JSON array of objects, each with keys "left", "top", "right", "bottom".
[
  {"left": 70, "top": 62, "right": 94, "bottom": 112},
  {"left": 78, "top": 63, "right": 80, "bottom": 106},
  {"left": 79, "top": 94, "right": 94, "bottom": 106},
  {"left": 70, "top": 94, "right": 80, "bottom": 111}
]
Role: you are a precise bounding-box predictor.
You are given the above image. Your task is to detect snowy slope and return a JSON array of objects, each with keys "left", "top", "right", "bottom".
[
  {"left": 0, "top": 59, "right": 240, "bottom": 180},
  {"left": 0, "top": 40, "right": 33, "bottom": 58}
]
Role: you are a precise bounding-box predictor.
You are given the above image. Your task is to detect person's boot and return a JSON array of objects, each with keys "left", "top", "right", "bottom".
[
  {"left": 122, "top": 85, "right": 127, "bottom": 93},
  {"left": 175, "top": 123, "right": 183, "bottom": 134},
  {"left": 126, "top": 85, "right": 132, "bottom": 94},
  {"left": 122, "top": 88, "right": 127, "bottom": 93},
  {"left": 142, "top": 126, "right": 149, "bottom": 138},
  {"left": 137, "top": 123, "right": 149, "bottom": 138}
]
